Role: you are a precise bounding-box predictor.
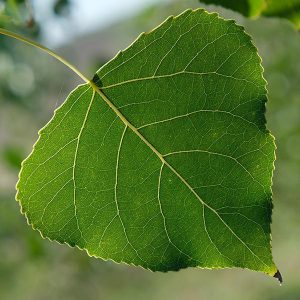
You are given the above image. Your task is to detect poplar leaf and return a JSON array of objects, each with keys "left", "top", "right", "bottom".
[{"left": 17, "top": 9, "right": 280, "bottom": 279}]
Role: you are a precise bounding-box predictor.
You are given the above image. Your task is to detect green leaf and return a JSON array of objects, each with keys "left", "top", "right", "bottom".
[
  {"left": 199, "top": 0, "right": 266, "bottom": 17},
  {"left": 263, "top": 0, "right": 300, "bottom": 29},
  {"left": 16, "top": 9, "right": 279, "bottom": 278},
  {"left": 3, "top": 145, "right": 23, "bottom": 169},
  {"left": 199, "top": 0, "right": 300, "bottom": 29}
]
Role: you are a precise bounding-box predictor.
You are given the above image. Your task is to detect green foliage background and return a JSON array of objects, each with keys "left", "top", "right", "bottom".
[
  {"left": 0, "top": 0, "right": 300, "bottom": 299},
  {"left": 199, "top": 0, "right": 300, "bottom": 29}
]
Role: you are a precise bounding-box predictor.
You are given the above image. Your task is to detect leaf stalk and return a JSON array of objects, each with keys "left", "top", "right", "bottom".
[{"left": 0, "top": 27, "right": 90, "bottom": 83}]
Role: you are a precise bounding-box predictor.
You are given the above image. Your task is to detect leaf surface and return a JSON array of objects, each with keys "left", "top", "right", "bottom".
[
  {"left": 200, "top": 0, "right": 300, "bottom": 29},
  {"left": 17, "top": 9, "right": 278, "bottom": 277}
]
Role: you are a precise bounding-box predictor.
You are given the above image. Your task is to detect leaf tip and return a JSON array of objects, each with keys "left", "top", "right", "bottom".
[{"left": 273, "top": 270, "right": 283, "bottom": 285}]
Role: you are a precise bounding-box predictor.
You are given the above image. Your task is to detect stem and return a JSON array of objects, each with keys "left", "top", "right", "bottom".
[{"left": 0, "top": 27, "right": 90, "bottom": 83}]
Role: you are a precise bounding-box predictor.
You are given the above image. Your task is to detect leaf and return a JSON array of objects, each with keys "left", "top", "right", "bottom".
[
  {"left": 16, "top": 9, "right": 279, "bottom": 278},
  {"left": 263, "top": 0, "right": 300, "bottom": 29},
  {"left": 199, "top": 0, "right": 266, "bottom": 17},
  {"left": 199, "top": 0, "right": 300, "bottom": 29},
  {"left": 3, "top": 145, "right": 23, "bottom": 169}
]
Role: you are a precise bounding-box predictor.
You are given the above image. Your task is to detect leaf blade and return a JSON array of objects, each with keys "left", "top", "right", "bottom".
[{"left": 17, "top": 9, "right": 278, "bottom": 276}]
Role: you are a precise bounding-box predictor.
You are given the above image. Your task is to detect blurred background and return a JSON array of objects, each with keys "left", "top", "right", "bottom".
[{"left": 0, "top": 0, "right": 299, "bottom": 299}]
